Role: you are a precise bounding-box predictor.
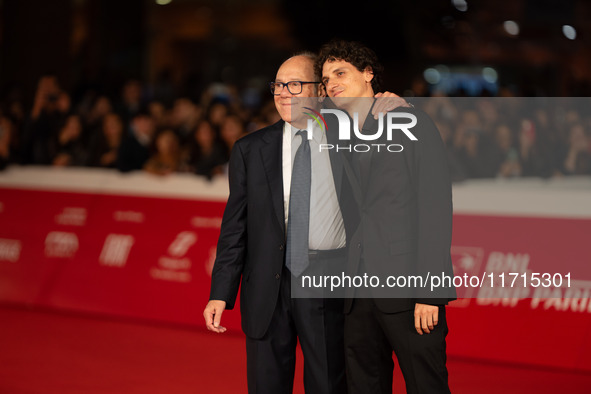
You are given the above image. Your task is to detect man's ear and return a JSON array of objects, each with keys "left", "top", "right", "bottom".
[
  {"left": 317, "top": 83, "right": 327, "bottom": 98},
  {"left": 364, "top": 67, "right": 374, "bottom": 83}
]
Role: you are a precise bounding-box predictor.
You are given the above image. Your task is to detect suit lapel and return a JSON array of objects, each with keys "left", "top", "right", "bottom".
[
  {"left": 326, "top": 119, "right": 363, "bottom": 205},
  {"left": 358, "top": 108, "right": 379, "bottom": 192},
  {"left": 260, "top": 121, "right": 286, "bottom": 236}
]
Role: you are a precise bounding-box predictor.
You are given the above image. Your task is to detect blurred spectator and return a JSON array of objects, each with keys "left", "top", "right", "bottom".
[
  {"left": 207, "top": 101, "right": 229, "bottom": 129},
  {"left": 22, "top": 76, "right": 71, "bottom": 164},
  {"left": 56, "top": 92, "right": 72, "bottom": 115},
  {"left": 183, "top": 119, "right": 226, "bottom": 178},
  {"left": 560, "top": 124, "right": 591, "bottom": 175},
  {"left": 0, "top": 116, "right": 14, "bottom": 170},
  {"left": 86, "top": 113, "right": 124, "bottom": 168},
  {"left": 117, "top": 112, "right": 155, "bottom": 172},
  {"left": 152, "top": 69, "right": 176, "bottom": 106},
  {"left": 1, "top": 76, "right": 590, "bottom": 181},
  {"left": 258, "top": 99, "right": 281, "bottom": 126},
  {"left": 219, "top": 114, "right": 246, "bottom": 157},
  {"left": 517, "top": 119, "right": 552, "bottom": 178},
  {"left": 7, "top": 100, "right": 26, "bottom": 129},
  {"left": 476, "top": 99, "right": 500, "bottom": 135},
  {"left": 48, "top": 114, "right": 86, "bottom": 167},
  {"left": 493, "top": 124, "right": 520, "bottom": 178},
  {"left": 423, "top": 95, "right": 458, "bottom": 124},
  {"left": 117, "top": 79, "right": 144, "bottom": 127},
  {"left": 436, "top": 120, "right": 467, "bottom": 182},
  {"left": 84, "top": 95, "right": 113, "bottom": 137},
  {"left": 30, "top": 76, "right": 62, "bottom": 121},
  {"left": 456, "top": 128, "right": 490, "bottom": 179},
  {"left": 452, "top": 108, "right": 496, "bottom": 179},
  {"left": 144, "top": 129, "right": 181, "bottom": 176},
  {"left": 170, "top": 98, "right": 201, "bottom": 144},
  {"left": 148, "top": 101, "right": 168, "bottom": 130}
]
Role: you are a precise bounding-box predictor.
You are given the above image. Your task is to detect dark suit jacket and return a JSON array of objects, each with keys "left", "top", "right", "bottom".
[
  {"left": 335, "top": 106, "right": 456, "bottom": 314},
  {"left": 209, "top": 120, "right": 356, "bottom": 339}
]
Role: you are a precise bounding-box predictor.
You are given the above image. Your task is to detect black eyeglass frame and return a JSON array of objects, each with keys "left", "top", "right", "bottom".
[{"left": 269, "top": 81, "right": 321, "bottom": 95}]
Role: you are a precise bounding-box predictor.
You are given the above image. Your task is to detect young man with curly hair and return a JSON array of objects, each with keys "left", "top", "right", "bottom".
[{"left": 315, "top": 40, "right": 455, "bottom": 394}]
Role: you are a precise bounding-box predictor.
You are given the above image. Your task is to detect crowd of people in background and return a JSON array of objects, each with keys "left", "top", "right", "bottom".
[
  {"left": 421, "top": 96, "right": 591, "bottom": 180},
  {"left": 1, "top": 75, "right": 590, "bottom": 180},
  {"left": 0, "top": 76, "right": 281, "bottom": 178}
]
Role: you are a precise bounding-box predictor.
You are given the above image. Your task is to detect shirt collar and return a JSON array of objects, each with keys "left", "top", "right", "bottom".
[{"left": 284, "top": 121, "right": 324, "bottom": 144}]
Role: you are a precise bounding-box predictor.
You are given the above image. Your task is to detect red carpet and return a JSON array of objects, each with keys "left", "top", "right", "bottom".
[{"left": 1, "top": 306, "right": 589, "bottom": 393}]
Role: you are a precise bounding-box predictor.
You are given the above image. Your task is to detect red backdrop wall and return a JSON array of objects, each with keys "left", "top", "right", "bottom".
[{"left": 1, "top": 168, "right": 590, "bottom": 372}]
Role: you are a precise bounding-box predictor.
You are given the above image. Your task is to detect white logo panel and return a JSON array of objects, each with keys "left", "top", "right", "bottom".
[
  {"left": 0, "top": 238, "right": 21, "bottom": 262},
  {"left": 45, "top": 232, "right": 79, "bottom": 258},
  {"left": 100, "top": 234, "right": 135, "bottom": 267}
]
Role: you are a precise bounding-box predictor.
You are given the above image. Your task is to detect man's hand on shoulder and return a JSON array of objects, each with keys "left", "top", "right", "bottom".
[
  {"left": 414, "top": 303, "right": 439, "bottom": 335},
  {"left": 204, "top": 300, "right": 227, "bottom": 333},
  {"left": 372, "top": 92, "right": 411, "bottom": 119}
]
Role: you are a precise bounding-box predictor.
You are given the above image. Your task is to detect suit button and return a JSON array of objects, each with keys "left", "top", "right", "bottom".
[
  {"left": 275, "top": 273, "right": 281, "bottom": 279},
  {"left": 357, "top": 243, "right": 362, "bottom": 249},
  {"left": 279, "top": 244, "right": 284, "bottom": 250}
]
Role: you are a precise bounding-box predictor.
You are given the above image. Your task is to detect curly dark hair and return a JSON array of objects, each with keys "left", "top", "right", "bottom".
[{"left": 315, "top": 40, "right": 383, "bottom": 93}]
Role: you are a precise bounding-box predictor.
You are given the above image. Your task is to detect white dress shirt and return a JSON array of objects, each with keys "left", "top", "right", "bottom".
[{"left": 282, "top": 122, "right": 346, "bottom": 250}]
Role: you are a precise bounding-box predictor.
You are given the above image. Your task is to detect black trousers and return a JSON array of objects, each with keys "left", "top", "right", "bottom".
[
  {"left": 344, "top": 298, "right": 450, "bottom": 394},
  {"left": 246, "top": 262, "right": 346, "bottom": 394}
]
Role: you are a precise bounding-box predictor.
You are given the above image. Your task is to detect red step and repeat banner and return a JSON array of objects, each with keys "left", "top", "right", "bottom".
[
  {"left": 448, "top": 214, "right": 591, "bottom": 371},
  {"left": 1, "top": 167, "right": 590, "bottom": 371},
  {"left": 0, "top": 167, "right": 240, "bottom": 329}
]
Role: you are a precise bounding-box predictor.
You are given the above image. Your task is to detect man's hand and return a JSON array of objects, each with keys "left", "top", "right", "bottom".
[
  {"left": 414, "top": 303, "right": 439, "bottom": 335},
  {"left": 372, "top": 92, "right": 411, "bottom": 119},
  {"left": 204, "top": 300, "right": 227, "bottom": 333}
]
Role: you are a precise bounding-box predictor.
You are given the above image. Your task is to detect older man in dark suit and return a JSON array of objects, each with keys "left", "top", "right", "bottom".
[{"left": 203, "top": 50, "right": 408, "bottom": 393}]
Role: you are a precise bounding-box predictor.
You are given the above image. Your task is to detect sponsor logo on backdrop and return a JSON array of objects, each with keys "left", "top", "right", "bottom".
[
  {"left": 99, "top": 234, "right": 135, "bottom": 267},
  {"left": 151, "top": 231, "right": 197, "bottom": 283},
  {"left": 55, "top": 207, "right": 87, "bottom": 226},
  {"left": 158, "top": 256, "right": 191, "bottom": 270},
  {"left": 450, "top": 249, "right": 588, "bottom": 312},
  {"left": 531, "top": 280, "right": 591, "bottom": 313},
  {"left": 167, "top": 231, "right": 197, "bottom": 257},
  {"left": 45, "top": 232, "right": 78, "bottom": 258},
  {"left": 190, "top": 216, "right": 222, "bottom": 228},
  {"left": 0, "top": 238, "right": 21, "bottom": 262},
  {"left": 113, "top": 211, "right": 145, "bottom": 223},
  {"left": 450, "top": 246, "right": 485, "bottom": 307},
  {"left": 476, "top": 251, "right": 530, "bottom": 307}
]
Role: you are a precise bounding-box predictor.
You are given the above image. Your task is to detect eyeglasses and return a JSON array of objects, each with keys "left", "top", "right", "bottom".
[{"left": 269, "top": 81, "right": 321, "bottom": 95}]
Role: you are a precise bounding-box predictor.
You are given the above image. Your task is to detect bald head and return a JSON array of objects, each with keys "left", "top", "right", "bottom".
[{"left": 278, "top": 55, "right": 316, "bottom": 82}]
